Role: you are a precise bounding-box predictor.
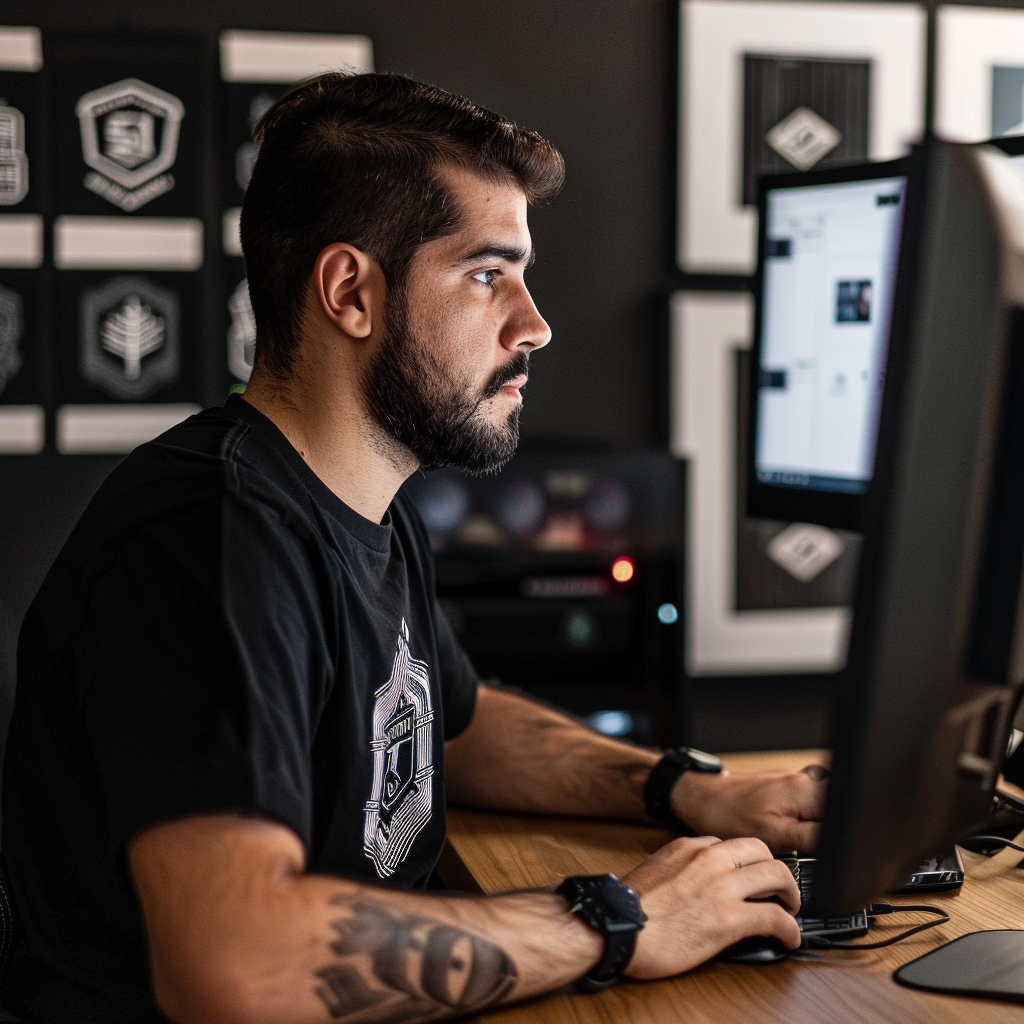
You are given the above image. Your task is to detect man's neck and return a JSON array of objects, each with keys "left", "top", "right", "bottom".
[{"left": 241, "top": 371, "right": 416, "bottom": 525}]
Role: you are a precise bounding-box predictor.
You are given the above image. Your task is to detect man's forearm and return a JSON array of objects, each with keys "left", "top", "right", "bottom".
[
  {"left": 306, "top": 884, "right": 598, "bottom": 1023},
  {"left": 130, "top": 815, "right": 602, "bottom": 1024},
  {"left": 445, "top": 684, "right": 660, "bottom": 819}
]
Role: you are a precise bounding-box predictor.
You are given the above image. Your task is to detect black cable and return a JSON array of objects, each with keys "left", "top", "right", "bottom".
[
  {"left": 993, "top": 787, "right": 1024, "bottom": 815},
  {"left": 802, "top": 903, "right": 949, "bottom": 950},
  {"left": 960, "top": 834, "right": 1024, "bottom": 856}
]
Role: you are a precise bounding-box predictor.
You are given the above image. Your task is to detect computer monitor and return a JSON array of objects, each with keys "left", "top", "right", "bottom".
[
  {"left": 746, "top": 159, "right": 908, "bottom": 531},
  {"left": 810, "top": 137, "right": 1024, "bottom": 920}
]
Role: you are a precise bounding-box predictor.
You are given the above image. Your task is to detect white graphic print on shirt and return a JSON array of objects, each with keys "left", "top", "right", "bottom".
[{"left": 363, "top": 618, "right": 435, "bottom": 878}]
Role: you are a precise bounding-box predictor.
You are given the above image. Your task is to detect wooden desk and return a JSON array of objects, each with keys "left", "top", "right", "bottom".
[{"left": 439, "top": 750, "right": 1024, "bottom": 1024}]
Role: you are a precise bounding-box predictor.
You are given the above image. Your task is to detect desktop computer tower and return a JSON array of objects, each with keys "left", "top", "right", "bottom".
[{"left": 400, "top": 453, "right": 688, "bottom": 747}]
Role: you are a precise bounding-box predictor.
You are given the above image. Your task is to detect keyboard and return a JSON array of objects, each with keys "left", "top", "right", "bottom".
[{"left": 780, "top": 857, "right": 869, "bottom": 940}]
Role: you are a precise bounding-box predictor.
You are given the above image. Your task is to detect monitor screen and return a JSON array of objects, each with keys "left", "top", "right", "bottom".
[
  {"left": 756, "top": 176, "right": 905, "bottom": 493},
  {"left": 747, "top": 160, "right": 908, "bottom": 530}
]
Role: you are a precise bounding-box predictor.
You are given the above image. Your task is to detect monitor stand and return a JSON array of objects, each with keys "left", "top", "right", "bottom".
[{"left": 894, "top": 930, "right": 1024, "bottom": 1001}]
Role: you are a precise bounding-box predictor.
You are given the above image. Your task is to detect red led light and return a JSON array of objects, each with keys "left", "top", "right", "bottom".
[{"left": 611, "top": 557, "right": 635, "bottom": 583}]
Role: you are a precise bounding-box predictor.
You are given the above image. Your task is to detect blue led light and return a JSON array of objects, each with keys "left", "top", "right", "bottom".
[
  {"left": 584, "top": 710, "right": 635, "bottom": 737},
  {"left": 657, "top": 602, "right": 679, "bottom": 625}
]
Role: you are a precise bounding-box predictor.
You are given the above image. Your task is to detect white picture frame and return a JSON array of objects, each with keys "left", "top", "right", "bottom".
[
  {"left": 669, "top": 291, "right": 850, "bottom": 675},
  {"left": 935, "top": 6, "right": 1024, "bottom": 143},
  {"left": 678, "top": 0, "right": 926, "bottom": 275}
]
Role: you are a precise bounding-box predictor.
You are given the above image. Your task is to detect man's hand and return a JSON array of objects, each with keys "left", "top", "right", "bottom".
[
  {"left": 622, "top": 836, "right": 802, "bottom": 978},
  {"left": 670, "top": 768, "right": 827, "bottom": 853}
]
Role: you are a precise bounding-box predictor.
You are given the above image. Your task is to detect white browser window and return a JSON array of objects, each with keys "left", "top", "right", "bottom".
[{"left": 755, "top": 176, "right": 906, "bottom": 493}]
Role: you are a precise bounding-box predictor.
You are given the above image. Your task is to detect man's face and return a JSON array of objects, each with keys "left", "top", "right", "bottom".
[{"left": 362, "top": 165, "right": 551, "bottom": 474}]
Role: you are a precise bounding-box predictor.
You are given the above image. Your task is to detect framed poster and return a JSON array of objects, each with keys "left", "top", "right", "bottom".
[
  {"left": 669, "top": 291, "right": 851, "bottom": 675},
  {"left": 935, "top": 6, "right": 1024, "bottom": 143},
  {"left": 678, "top": 0, "right": 925, "bottom": 275},
  {"left": 48, "top": 32, "right": 206, "bottom": 454},
  {"left": 0, "top": 26, "right": 44, "bottom": 454}
]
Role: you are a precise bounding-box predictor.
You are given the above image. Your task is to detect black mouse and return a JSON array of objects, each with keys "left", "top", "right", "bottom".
[{"left": 716, "top": 936, "right": 793, "bottom": 965}]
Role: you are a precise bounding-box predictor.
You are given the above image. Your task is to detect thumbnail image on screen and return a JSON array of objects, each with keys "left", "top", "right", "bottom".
[{"left": 754, "top": 175, "right": 905, "bottom": 495}]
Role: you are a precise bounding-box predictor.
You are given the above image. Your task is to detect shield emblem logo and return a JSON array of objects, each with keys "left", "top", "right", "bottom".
[
  {"left": 0, "top": 105, "right": 29, "bottom": 206},
  {"left": 76, "top": 78, "right": 184, "bottom": 212},
  {"left": 0, "top": 285, "right": 24, "bottom": 395},
  {"left": 81, "top": 275, "right": 180, "bottom": 400},
  {"left": 380, "top": 694, "right": 417, "bottom": 820},
  {"left": 364, "top": 619, "right": 435, "bottom": 878}
]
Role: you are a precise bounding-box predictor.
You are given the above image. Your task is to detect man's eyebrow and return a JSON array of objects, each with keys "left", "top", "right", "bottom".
[{"left": 455, "top": 244, "right": 536, "bottom": 268}]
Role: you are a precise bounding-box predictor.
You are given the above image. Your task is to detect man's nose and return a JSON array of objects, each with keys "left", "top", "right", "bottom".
[{"left": 504, "top": 283, "right": 552, "bottom": 352}]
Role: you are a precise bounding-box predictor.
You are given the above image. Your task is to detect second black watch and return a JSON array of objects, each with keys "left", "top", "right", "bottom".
[
  {"left": 556, "top": 873, "right": 646, "bottom": 992},
  {"left": 643, "top": 747, "right": 723, "bottom": 834}
]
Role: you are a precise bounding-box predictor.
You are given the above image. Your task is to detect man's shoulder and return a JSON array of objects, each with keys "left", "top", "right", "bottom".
[
  {"left": 51, "top": 403, "right": 311, "bottom": 586},
  {"left": 87, "top": 403, "right": 255, "bottom": 529}
]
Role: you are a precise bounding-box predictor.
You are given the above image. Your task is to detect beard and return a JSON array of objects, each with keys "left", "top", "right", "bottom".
[{"left": 361, "top": 290, "right": 528, "bottom": 475}]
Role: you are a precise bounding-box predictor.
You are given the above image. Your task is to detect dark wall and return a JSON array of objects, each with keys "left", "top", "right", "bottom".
[
  {"left": 0, "top": 0, "right": 689, "bottom": 748},
  {"left": 4, "top": 0, "right": 680, "bottom": 447}
]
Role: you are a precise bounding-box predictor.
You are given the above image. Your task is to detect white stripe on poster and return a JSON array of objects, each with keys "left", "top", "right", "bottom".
[
  {"left": 0, "top": 214, "right": 43, "bottom": 267},
  {"left": 0, "top": 27, "right": 42, "bottom": 72},
  {"left": 219, "top": 30, "right": 373, "bottom": 83},
  {"left": 56, "top": 404, "right": 201, "bottom": 454},
  {"left": 54, "top": 217, "right": 204, "bottom": 271},
  {"left": 0, "top": 405, "right": 44, "bottom": 454}
]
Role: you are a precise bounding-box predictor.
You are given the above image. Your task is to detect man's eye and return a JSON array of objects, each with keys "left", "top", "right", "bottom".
[{"left": 472, "top": 270, "right": 497, "bottom": 286}]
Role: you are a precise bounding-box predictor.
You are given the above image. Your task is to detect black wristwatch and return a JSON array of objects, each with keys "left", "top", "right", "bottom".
[
  {"left": 556, "top": 873, "right": 647, "bottom": 992},
  {"left": 643, "top": 747, "right": 723, "bottom": 834}
]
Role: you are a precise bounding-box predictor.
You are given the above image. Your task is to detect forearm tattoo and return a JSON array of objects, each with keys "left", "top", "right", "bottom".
[{"left": 313, "top": 896, "right": 517, "bottom": 1022}]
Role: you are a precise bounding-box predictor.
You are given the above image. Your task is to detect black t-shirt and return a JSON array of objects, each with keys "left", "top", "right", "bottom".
[{"left": 1, "top": 396, "right": 478, "bottom": 1023}]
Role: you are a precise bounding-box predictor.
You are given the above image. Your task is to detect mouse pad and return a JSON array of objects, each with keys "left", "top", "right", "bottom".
[{"left": 894, "top": 930, "right": 1024, "bottom": 1001}]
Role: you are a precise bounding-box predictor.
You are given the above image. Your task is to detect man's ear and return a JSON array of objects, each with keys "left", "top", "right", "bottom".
[{"left": 312, "top": 243, "right": 382, "bottom": 340}]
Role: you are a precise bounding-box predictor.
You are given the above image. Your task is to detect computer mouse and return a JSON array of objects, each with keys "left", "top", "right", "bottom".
[{"left": 716, "top": 936, "right": 793, "bottom": 965}]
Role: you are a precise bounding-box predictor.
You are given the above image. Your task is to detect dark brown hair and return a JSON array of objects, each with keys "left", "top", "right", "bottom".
[{"left": 240, "top": 72, "right": 565, "bottom": 381}]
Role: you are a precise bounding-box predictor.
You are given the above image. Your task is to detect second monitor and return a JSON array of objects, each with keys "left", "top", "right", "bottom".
[{"left": 747, "top": 158, "right": 908, "bottom": 531}]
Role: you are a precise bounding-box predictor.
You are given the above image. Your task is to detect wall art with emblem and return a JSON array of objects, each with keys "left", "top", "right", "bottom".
[
  {"left": 47, "top": 33, "right": 205, "bottom": 453},
  {"left": 935, "top": 6, "right": 1024, "bottom": 144},
  {"left": 217, "top": 30, "right": 373, "bottom": 394},
  {"left": 669, "top": 290, "right": 850, "bottom": 675},
  {"left": 0, "top": 30, "right": 45, "bottom": 454},
  {"left": 48, "top": 33, "right": 203, "bottom": 219},
  {"left": 678, "top": 0, "right": 925, "bottom": 275}
]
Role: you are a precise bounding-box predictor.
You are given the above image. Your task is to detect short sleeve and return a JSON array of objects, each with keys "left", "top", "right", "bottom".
[
  {"left": 394, "top": 491, "right": 478, "bottom": 740},
  {"left": 433, "top": 593, "right": 478, "bottom": 739},
  {"left": 78, "top": 493, "right": 332, "bottom": 853}
]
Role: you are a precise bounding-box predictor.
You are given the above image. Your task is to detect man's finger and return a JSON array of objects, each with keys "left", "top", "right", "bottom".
[
  {"left": 728, "top": 860, "right": 801, "bottom": 914},
  {"left": 706, "top": 835, "right": 775, "bottom": 868},
  {"left": 788, "top": 773, "right": 827, "bottom": 822},
  {"left": 743, "top": 903, "right": 803, "bottom": 949},
  {"left": 769, "top": 819, "right": 821, "bottom": 855}
]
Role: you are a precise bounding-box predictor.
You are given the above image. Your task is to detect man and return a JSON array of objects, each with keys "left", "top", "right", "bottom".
[{"left": 2, "top": 73, "right": 823, "bottom": 1023}]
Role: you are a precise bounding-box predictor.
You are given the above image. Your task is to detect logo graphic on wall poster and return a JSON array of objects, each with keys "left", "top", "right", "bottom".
[
  {"left": 364, "top": 618, "right": 434, "bottom": 879},
  {"left": 765, "top": 107, "right": 842, "bottom": 172},
  {"left": 0, "top": 284, "right": 24, "bottom": 395},
  {"left": 741, "top": 54, "right": 870, "bottom": 206},
  {"left": 76, "top": 78, "right": 184, "bottom": 212},
  {"left": 227, "top": 278, "right": 256, "bottom": 382},
  {"left": 81, "top": 276, "right": 180, "bottom": 400},
  {"left": 0, "top": 105, "right": 29, "bottom": 206}
]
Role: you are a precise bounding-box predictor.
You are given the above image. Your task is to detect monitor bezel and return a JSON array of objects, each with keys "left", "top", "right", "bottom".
[
  {"left": 745, "top": 156, "right": 910, "bottom": 532},
  {"left": 986, "top": 133, "right": 1024, "bottom": 157}
]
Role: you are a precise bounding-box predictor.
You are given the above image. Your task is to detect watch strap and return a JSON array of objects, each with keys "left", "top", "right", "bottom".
[
  {"left": 556, "top": 874, "right": 645, "bottom": 992},
  {"left": 644, "top": 749, "right": 700, "bottom": 834}
]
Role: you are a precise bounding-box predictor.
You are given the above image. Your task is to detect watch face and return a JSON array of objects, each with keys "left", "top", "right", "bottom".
[
  {"left": 687, "top": 748, "right": 724, "bottom": 772},
  {"left": 601, "top": 877, "right": 644, "bottom": 922}
]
